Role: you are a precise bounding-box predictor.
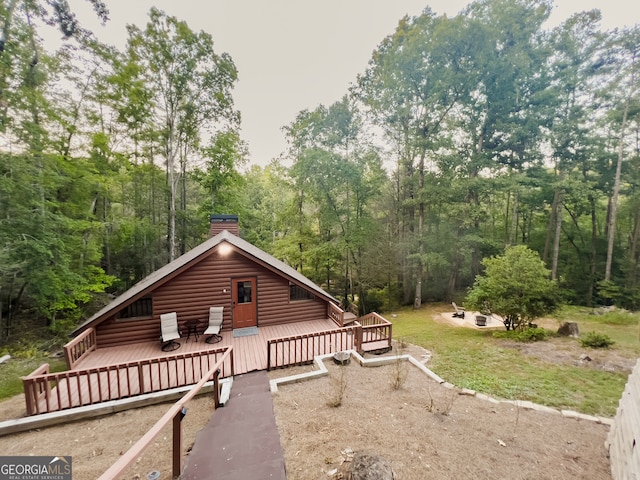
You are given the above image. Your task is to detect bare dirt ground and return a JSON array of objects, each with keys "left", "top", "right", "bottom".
[
  {"left": 269, "top": 342, "right": 613, "bottom": 480},
  {"left": 0, "top": 313, "right": 622, "bottom": 480},
  {"left": 0, "top": 394, "right": 217, "bottom": 479}
]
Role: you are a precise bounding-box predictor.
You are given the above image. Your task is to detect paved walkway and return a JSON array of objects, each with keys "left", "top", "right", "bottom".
[{"left": 181, "top": 371, "right": 287, "bottom": 479}]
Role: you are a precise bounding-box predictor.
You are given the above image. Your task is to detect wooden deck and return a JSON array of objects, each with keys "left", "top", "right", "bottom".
[
  {"left": 75, "top": 319, "right": 338, "bottom": 374},
  {"left": 23, "top": 317, "right": 392, "bottom": 415}
]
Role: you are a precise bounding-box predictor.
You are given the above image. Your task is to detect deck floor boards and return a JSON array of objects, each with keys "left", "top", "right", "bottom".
[{"left": 78, "top": 318, "right": 336, "bottom": 374}]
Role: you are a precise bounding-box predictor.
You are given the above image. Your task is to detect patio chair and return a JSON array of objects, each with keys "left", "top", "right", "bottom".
[
  {"left": 160, "top": 312, "right": 182, "bottom": 351},
  {"left": 204, "top": 306, "right": 224, "bottom": 344},
  {"left": 452, "top": 302, "right": 465, "bottom": 319}
]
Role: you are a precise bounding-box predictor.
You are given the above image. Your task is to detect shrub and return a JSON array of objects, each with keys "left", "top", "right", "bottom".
[
  {"left": 493, "top": 327, "right": 548, "bottom": 342},
  {"left": 325, "top": 365, "right": 348, "bottom": 407},
  {"left": 580, "top": 332, "right": 615, "bottom": 349}
]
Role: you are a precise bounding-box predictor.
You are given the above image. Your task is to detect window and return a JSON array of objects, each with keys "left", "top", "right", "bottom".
[
  {"left": 289, "top": 283, "right": 315, "bottom": 301},
  {"left": 118, "top": 297, "right": 152, "bottom": 319},
  {"left": 237, "top": 280, "right": 252, "bottom": 304}
]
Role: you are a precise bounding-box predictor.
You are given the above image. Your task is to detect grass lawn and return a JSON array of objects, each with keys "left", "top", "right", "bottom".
[
  {"left": 0, "top": 356, "right": 67, "bottom": 401},
  {"left": 391, "top": 303, "right": 640, "bottom": 417}
]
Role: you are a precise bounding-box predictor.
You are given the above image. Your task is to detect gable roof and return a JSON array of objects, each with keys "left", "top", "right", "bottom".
[{"left": 73, "top": 230, "right": 339, "bottom": 335}]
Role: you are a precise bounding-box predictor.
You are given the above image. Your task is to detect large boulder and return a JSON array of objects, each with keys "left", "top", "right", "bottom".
[
  {"left": 557, "top": 321, "right": 579, "bottom": 338},
  {"left": 347, "top": 452, "right": 395, "bottom": 480}
]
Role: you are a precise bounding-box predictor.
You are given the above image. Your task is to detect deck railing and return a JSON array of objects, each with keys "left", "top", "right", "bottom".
[
  {"left": 328, "top": 302, "right": 345, "bottom": 326},
  {"left": 22, "top": 346, "right": 234, "bottom": 416},
  {"left": 22, "top": 364, "right": 51, "bottom": 418},
  {"left": 266, "top": 313, "right": 392, "bottom": 370},
  {"left": 64, "top": 327, "right": 97, "bottom": 369},
  {"left": 266, "top": 326, "right": 358, "bottom": 370},
  {"left": 97, "top": 346, "right": 233, "bottom": 480},
  {"left": 358, "top": 312, "right": 393, "bottom": 351}
]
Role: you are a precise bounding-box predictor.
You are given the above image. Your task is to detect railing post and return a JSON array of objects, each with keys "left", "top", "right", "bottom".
[
  {"left": 230, "top": 348, "right": 235, "bottom": 377},
  {"left": 137, "top": 362, "right": 144, "bottom": 394},
  {"left": 267, "top": 341, "right": 272, "bottom": 371},
  {"left": 22, "top": 378, "right": 35, "bottom": 416},
  {"left": 354, "top": 323, "right": 363, "bottom": 354},
  {"left": 172, "top": 406, "right": 187, "bottom": 479},
  {"left": 213, "top": 369, "right": 221, "bottom": 408},
  {"left": 63, "top": 347, "right": 73, "bottom": 371}
]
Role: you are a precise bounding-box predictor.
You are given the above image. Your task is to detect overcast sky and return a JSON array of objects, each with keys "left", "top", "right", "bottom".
[{"left": 65, "top": 0, "right": 640, "bottom": 167}]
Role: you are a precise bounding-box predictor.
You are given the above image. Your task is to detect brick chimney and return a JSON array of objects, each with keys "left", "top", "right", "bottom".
[{"left": 210, "top": 214, "right": 239, "bottom": 237}]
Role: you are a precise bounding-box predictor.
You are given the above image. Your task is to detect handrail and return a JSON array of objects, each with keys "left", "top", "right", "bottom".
[
  {"left": 358, "top": 312, "right": 391, "bottom": 327},
  {"left": 22, "top": 364, "right": 50, "bottom": 417},
  {"left": 64, "top": 327, "right": 97, "bottom": 369},
  {"left": 267, "top": 313, "right": 393, "bottom": 370},
  {"left": 97, "top": 346, "right": 233, "bottom": 480},
  {"left": 22, "top": 346, "right": 234, "bottom": 415},
  {"left": 267, "top": 325, "right": 358, "bottom": 370},
  {"left": 355, "top": 313, "right": 393, "bottom": 350},
  {"left": 328, "top": 302, "right": 345, "bottom": 326}
]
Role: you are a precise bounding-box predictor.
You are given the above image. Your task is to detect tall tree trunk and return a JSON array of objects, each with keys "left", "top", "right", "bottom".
[
  {"left": 167, "top": 164, "right": 177, "bottom": 262},
  {"left": 165, "top": 113, "right": 178, "bottom": 262},
  {"left": 628, "top": 208, "right": 640, "bottom": 287},
  {"left": 605, "top": 99, "right": 630, "bottom": 281},
  {"left": 509, "top": 190, "right": 518, "bottom": 246},
  {"left": 414, "top": 153, "right": 425, "bottom": 309},
  {"left": 551, "top": 191, "right": 563, "bottom": 280},
  {"left": 180, "top": 146, "right": 187, "bottom": 256},
  {"left": 543, "top": 189, "right": 560, "bottom": 264},
  {"left": 586, "top": 194, "right": 598, "bottom": 306}
]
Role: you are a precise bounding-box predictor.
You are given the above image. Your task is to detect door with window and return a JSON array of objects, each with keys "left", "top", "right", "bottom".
[{"left": 232, "top": 277, "right": 257, "bottom": 329}]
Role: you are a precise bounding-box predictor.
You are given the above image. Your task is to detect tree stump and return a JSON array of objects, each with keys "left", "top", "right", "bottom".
[
  {"left": 557, "top": 322, "right": 579, "bottom": 338},
  {"left": 333, "top": 351, "right": 351, "bottom": 366},
  {"left": 346, "top": 452, "right": 395, "bottom": 480}
]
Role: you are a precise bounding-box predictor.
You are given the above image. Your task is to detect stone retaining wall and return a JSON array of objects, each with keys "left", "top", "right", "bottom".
[{"left": 608, "top": 358, "right": 640, "bottom": 480}]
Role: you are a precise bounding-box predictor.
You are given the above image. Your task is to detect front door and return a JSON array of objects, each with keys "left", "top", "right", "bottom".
[{"left": 232, "top": 277, "right": 257, "bottom": 329}]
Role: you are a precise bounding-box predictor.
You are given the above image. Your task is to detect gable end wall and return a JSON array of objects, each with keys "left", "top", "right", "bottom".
[{"left": 95, "top": 250, "right": 328, "bottom": 347}]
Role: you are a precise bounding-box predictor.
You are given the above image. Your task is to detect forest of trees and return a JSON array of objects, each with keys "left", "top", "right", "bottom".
[{"left": 1, "top": 0, "right": 639, "bottom": 339}]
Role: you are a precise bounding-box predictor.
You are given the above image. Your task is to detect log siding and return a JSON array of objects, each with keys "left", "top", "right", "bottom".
[{"left": 96, "top": 250, "right": 328, "bottom": 348}]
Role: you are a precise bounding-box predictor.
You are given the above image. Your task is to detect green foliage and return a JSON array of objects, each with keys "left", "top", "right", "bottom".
[
  {"left": 1, "top": 0, "right": 640, "bottom": 360},
  {"left": 0, "top": 356, "right": 67, "bottom": 401},
  {"left": 362, "top": 288, "right": 387, "bottom": 314},
  {"left": 492, "top": 327, "right": 549, "bottom": 342},
  {"left": 466, "top": 246, "right": 560, "bottom": 329},
  {"left": 392, "top": 304, "right": 635, "bottom": 416},
  {"left": 580, "top": 332, "right": 615, "bottom": 349}
]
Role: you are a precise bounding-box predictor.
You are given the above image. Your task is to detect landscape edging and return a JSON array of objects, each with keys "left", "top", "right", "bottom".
[{"left": 268, "top": 349, "right": 613, "bottom": 426}]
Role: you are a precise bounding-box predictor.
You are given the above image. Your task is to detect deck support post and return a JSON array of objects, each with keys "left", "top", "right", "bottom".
[
  {"left": 172, "top": 406, "right": 187, "bottom": 479},
  {"left": 354, "top": 323, "right": 363, "bottom": 354}
]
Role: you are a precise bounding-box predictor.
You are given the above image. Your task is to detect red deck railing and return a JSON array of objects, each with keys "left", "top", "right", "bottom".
[
  {"left": 358, "top": 312, "right": 393, "bottom": 351},
  {"left": 328, "top": 302, "right": 346, "bottom": 326},
  {"left": 97, "top": 347, "right": 233, "bottom": 480},
  {"left": 22, "top": 346, "right": 234, "bottom": 416},
  {"left": 266, "top": 326, "right": 358, "bottom": 370},
  {"left": 266, "top": 312, "right": 392, "bottom": 370},
  {"left": 64, "top": 327, "right": 97, "bottom": 369}
]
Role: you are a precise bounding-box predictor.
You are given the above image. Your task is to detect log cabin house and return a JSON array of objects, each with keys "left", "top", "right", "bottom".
[
  {"left": 71, "top": 214, "right": 344, "bottom": 348},
  {"left": 21, "top": 215, "right": 392, "bottom": 415}
]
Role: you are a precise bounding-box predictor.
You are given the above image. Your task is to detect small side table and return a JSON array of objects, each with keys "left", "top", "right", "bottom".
[{"left": 185, "top": 319, "right": 201, "bottom": 342}]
